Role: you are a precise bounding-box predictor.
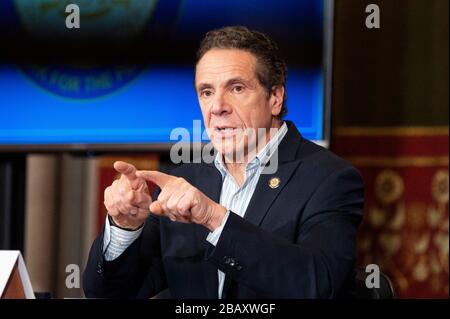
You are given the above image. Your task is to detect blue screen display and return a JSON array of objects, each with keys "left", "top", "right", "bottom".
[{"left": 0, "top": 0, "right": 325, "bottom": 146}]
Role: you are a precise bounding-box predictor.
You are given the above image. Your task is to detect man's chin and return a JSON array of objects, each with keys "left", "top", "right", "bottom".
[{"left": 214, "top": 144, "right": 249, "bottom": 164}]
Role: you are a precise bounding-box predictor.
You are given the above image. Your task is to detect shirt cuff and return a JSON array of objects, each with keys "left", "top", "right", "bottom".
[
  {"left": 206, "top": 210, "right": 230, "bottom": 246},
  {"left": 103, "top": 215, "right": 143, "bottom": 261}
]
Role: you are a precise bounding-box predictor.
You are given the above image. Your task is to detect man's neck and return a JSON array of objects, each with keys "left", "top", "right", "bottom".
[
  {"left": 224, "top": 120, "right": 282, "bottom": 186},
  {"left": 225, "top": 162, "right": 247, "bottom": 186}
]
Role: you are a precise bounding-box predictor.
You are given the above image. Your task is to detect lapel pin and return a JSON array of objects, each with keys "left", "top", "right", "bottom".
[{"left": 268, "top": 177, "right": 280, "bottom": 189}]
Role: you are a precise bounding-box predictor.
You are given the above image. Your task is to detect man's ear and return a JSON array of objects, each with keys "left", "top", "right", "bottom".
[{"left": 269, "top": 85, "right": 285, "bottom": 117}]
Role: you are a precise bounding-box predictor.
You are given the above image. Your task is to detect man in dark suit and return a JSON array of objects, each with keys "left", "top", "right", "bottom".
[{"left": 83, "top": 26, "right": 364, "bottom": 299}]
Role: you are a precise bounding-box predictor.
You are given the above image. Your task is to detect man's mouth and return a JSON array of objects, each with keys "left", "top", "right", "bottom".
[{"left": 213, "top": 126, "right": 240, "bottom": 138}]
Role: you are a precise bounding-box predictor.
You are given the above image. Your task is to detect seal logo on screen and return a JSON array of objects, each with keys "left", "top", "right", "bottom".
[{"left": 13, "top": 0, "right": 181, "bottom": 99}]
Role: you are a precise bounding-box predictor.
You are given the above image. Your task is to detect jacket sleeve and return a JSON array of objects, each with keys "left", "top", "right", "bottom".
[
  {"left": 204, "top": 166, "right": 364, "bottom": 298},
  {"left": 83, "top": 191, "right": 167, "bottom": 299}
]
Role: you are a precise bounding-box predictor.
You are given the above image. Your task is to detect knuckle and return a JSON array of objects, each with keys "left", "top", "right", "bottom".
[
  {"left": 157, "top": 192, "right": 167, "bottom": 202},
  {"left": 121, "top": 185, "right": 132, "bottom": 198},
  {"left": 113, "top": 194, "right": 122, "bottom": 205},
  {"left": 127, "top": 191, "right": 135, "bottom": 202},
  {"left": 115, "top": 201, "right": 123, "bottom": 211},
  {"left": 117, "top": 202, "right": 128, "bottom": 214},
  {"left": 140, "top": 194, "right": 150, "bottom": 206},
  {"left": 104, "top": 195, "right": 110, "bottom": 207},
  {"left": 138, "top": 192, "right": 148, "bottom": 204},
  {"left": 187, "top": 188, "right": 197, "bottom": 197},
  {"left": 187, "top": 185, "right": 196, "bottom": 193},
  {"left": 129, "top": 206, "right": 138, "bottom": 215},
  {"left": 177, "top": 204, "right": 187, "bottom": 214},
  {"left": 166, "top": 201, "right": 176, "bottom": 211},
  {"left": 111, "top": 198, "right": 120, "bottom": 209}
]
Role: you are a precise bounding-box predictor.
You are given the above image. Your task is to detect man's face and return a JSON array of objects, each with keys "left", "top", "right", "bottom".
[{"left": 195, "top": 49, "right": 283, "bottom": 159}]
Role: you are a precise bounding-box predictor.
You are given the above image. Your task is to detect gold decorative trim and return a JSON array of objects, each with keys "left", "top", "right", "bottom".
[
  {"left": 335, "top": 126, "right": 449, "bottom": 137},
  {"left": 346, "top": 156, "right": 449, "bottom": 167}
]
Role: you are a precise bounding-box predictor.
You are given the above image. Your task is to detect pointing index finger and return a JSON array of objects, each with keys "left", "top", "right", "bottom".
[
  {"left": 113, "top": 161, "right": 143, "bottom": 190},
  {"left": 136, "top": 170, "right": 174, "bottom": 189}
]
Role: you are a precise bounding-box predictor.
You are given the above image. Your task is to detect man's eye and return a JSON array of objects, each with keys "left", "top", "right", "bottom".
[
  {"left": 201, "top": 90, "right": 212, "bottom": 97},
  {"left": 232, "top": 85, "right": 245, "bottom": 93}
]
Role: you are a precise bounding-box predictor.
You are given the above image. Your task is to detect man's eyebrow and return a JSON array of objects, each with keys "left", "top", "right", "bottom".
[
  {"left": 196, "top": 77, "right": 253, "bottom": 92},
  {"left": 224, "top": 77, "right": 251, "bottom": 87},
  {"left": 196, "top": 83, "right": 212, "bottom": 91}
]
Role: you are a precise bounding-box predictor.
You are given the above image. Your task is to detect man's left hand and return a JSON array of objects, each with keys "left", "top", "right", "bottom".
[{"left": 136, "top": 170, "right": 227, "bottom": 231}]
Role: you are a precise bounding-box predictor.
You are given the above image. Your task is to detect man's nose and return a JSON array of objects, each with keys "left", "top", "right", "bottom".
[{"left": 211, "top": 91, "right": 231, "bottom": 116}]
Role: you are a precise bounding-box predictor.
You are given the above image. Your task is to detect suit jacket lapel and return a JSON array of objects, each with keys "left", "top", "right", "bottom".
[
  {"left": 243, "top": 121, "right": 303, "bottom": 227},
  {"left": 222, "top": 159, "right": 302, "bottom": 299},
  {"left": 243, "top": 160, "right": 301, "bottom": 226},
  {"left": 223, "top": 121, "right": 304, "bottom": 298}
]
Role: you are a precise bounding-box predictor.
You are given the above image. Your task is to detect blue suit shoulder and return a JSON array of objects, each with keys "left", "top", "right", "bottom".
[{"left": 298, "top": 138, "right": 362, "bottom": 176}]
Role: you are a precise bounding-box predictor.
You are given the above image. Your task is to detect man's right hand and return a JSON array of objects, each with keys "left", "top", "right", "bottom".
[{"left": 104, "top": 161, "right": 152, "bottom": 230}]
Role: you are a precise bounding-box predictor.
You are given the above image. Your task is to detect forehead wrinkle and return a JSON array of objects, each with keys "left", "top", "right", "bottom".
[
  {"left": 197, "top": 64, "right": 256, "bottom": 88},
  {"left": 196, "top": 49, "right": 258, "bottom": 87}
]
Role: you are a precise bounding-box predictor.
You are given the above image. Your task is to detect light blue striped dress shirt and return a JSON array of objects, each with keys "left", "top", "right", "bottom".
[{"left": 103, "top": 122, "right": 288, "bottom": 298}]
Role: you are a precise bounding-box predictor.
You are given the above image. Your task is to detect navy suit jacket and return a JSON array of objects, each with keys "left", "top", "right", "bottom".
[{"left": 83, "top": 121, "right": 364, "bottom": 298}]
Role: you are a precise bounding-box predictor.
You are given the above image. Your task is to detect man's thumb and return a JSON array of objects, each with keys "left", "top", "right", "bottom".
[{"left": 150, "top": 201, "right": 163, "bottom": 215}]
